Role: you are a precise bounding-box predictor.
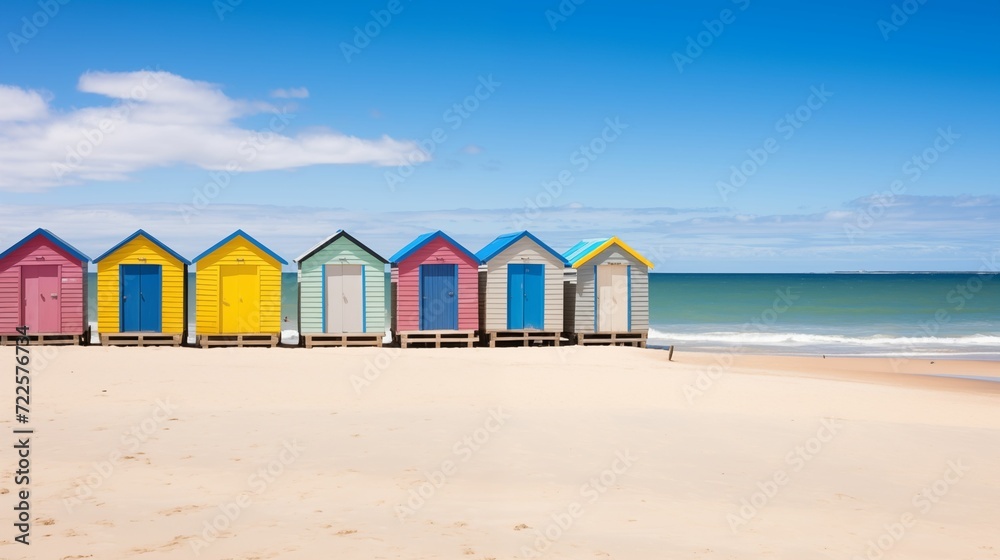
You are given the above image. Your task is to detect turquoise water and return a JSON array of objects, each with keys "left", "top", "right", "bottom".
[
  {"left": 649, "top": 273, "right": 1000, "bottom": 358},
  {"left": 88, "top": 272, "right": 1000, "bottom": 358}
]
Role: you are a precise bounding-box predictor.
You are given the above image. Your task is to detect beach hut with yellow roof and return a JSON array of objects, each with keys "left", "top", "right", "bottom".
[{"left": 562, "top": 236, "right": 653, "bottom": 347}]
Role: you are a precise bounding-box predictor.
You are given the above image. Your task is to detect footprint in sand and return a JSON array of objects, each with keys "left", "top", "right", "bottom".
[
  {"left": 136, "top": 534, "right": 197, "bottom": 552},
  {"left": 336, "top": 529, "right": 357, "bottom": 535},
  {"left": 158, "top": 505, "right": 207, "bottom": 516},
  {"left": 37, "top": 518, "right": 55, "bottom": 525}
]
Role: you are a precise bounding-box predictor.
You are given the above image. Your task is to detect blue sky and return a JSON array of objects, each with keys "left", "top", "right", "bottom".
[{"left": 1, "top": 0, "right": 997, "bottom": 271}]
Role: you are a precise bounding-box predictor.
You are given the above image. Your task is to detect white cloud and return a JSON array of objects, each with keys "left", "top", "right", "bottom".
[
  {"left": 0, "top": 85, "right": 48, "bottom": 121},
  {"left": 461, "top": 144, "right": 484, "bottom": 155},
  {"left": 1, "top": 196, "right": 996, "bottom": 271},
  {"left": 0, "top": 71, "right": 427, "bottom": 191},
  {"left": 270, "top": 87, "right": 309, "bottom": 99}
]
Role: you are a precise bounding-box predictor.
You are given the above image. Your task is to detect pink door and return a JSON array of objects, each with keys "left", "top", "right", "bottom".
[{"left": 21, "top": 265, "right": 61, "bottom": 333}]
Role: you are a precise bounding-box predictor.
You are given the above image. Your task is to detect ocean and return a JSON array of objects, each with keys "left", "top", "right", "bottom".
[
  {"left": 648, "top": 273, "right": 1000, "bottom": 359},
  {"left": 87, "top": 272, "right": 1000, "bottom": 359}
]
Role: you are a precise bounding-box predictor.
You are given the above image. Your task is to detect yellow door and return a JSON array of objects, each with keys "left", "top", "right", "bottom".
[{"left": 220, "top": 265, "right": 260, "bottom": 333}]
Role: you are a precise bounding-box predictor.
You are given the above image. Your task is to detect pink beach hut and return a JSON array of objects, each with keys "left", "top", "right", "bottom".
[
  {"left": 0, "top": 229, "right": 90, "bottom": 344},
  {"left": 390, "top": 231, "right": 480, "bottom": 347}
]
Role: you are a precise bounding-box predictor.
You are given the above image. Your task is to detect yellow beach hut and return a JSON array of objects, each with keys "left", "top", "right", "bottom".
[
  {"left": 193, "top": 230, "right": 287, "bottom": 347},
  {"left": 93, "top": 230, "right": 190, "bottom": 346}
]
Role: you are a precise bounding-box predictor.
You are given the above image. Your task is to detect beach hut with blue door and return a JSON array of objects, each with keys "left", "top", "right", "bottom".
[
  {"left": 390, "top": 231, "right": 480, "bottom": 347},
  {"left": 0, "top": 229, "right": 90, "bottom": 345},
  {"left": 94, "top": 230, "right": 190, "bottom": 346},
  {"left": 563, "top": 236, "right": 653, "bottom": 347},
  {"left": 476, "top": 231, "right": 568, "bottom": 346},
  {"left": 295, "top": 230, "right": 388, "bottom": 347}
]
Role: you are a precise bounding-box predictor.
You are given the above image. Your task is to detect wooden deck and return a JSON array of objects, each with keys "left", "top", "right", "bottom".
[
  {"left": 303, "top": 333, "right": 383, "bottom": 348},
  {"left": 398, "top": 330, "right": 477, "bottom": 348},
  {"left": 1, "top": 333, "right": 82, "bottom": 346},
  {"left": 100, "top": 333, "right": 183, "bottom": 347},
  {"left": 484, "top": 330, "right": 562, "bottom": 347},
  {"left": 573, "top": 331, "right": 648, "bottom": 348},
  {"left": 197, "top": 333, "right": 279, "bottom": 348}
]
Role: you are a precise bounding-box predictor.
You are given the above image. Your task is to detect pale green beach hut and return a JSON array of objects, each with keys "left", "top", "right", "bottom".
[{"left": 295, "top": 230, "right": 387, "bottom": 347}]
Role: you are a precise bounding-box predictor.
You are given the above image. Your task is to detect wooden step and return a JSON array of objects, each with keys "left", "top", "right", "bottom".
[
  {"left": 197, "top": 333, "right": 279, "bottom": 348},
  {"left": 1, "top": 333, "right": 82, "bottom": 346},
  {"left": 398, "top": 330, "right": 476, "bottom": 348},
  {"left": 100, "top": 333, "right": 183, "bottom": 347},
  {"left": 573, "top": 331, "right": 648, "bottom": 348},
  {"left": 303, "top": 333, "right": 383, "bottom": 348},
  {"left": 485, "top": 330, "right": 562, "bottom": 347}
]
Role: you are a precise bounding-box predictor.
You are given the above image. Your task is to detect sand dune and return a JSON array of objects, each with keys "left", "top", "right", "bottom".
[{"left": 1, "top": 346, "right": 998, "bottom": 559}]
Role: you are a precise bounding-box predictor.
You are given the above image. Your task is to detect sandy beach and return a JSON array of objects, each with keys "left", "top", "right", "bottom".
[{"left": 1, "top": 345, "right": 999, "bottom": 559}]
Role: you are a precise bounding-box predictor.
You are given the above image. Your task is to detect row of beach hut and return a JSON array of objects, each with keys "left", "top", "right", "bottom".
[{"left": 0, "top": 228, "right": 653, "bottom": 348}]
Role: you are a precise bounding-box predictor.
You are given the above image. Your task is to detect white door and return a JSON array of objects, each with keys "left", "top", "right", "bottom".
[
  {"left": 597, "top": 265, "right": 628, "bottom": 332},
  {"left": 326, "top": 265, "right": 364, "bottom": 333}
]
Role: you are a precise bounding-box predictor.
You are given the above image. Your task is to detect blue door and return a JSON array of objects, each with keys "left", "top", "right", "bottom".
[
  {"left": 120, "top": 264, "right": 162, "bottom": 332},
  {"left": 420, "top": 264, "right": 458, "bottom": 330},
  {"left": 508, "top": 264, "right": 545, "bottom": 330}
]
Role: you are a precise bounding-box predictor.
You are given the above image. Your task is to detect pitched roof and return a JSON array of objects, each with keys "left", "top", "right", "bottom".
[
  {"left": 294, "top": 230, "right": 388, "bottom": 264},
  {"left": 475, "top": 231, "right": 569, "bottom": 265},
  {"left": 192, "top": 229, "right": 288, "bottom": 264},
  {"left": 562, "top": 236, "right": 654, "bottom": 269},
  {"left": 0, "top": 228, "right": 90, "bottom": 263},
  {"left": 93, "top": 229, "right": 190, "bottom": 264},
  {"left": 389, "top": 231, "right": 480, "bottom": 264}
]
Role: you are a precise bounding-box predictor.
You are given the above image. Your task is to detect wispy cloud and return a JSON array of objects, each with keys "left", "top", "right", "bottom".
[
  {"left": 1, "top": 196, "right": 996, "bottom": 271},
  {"left": 0, "top": 71, "right": 426, "bottom": 192},
  {"left": 461, "top": 144, "right": 484, "bottom": 155},
  {"left": 0, "top": 85, "right": 48, "bottom": 121},
  {"left": 269, "top": 87, "right": 309, "bottom": 99}
]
